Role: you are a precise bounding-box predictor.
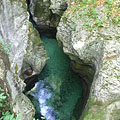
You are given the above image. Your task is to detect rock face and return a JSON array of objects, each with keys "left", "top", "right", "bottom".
[
  {"left": 13, "top": 93, "right": 35, "bottom": 120},
  {"left": 56, "top": 0, "right": 120, "bottom": 119},
  {"left": 50, "top": 0, "right": 68, "bottom": 16},
  {"left": 0, "top": 0, "right": 28, "bottom": 100},
  {"left": 29, "top": 0, "right": 67, "bottom": 32},
  {"left": 21, "top": 22, "right": 48, "bottom": 79},
  {"left": 0, "top": 0, "right": 48, "bottom": 119}
]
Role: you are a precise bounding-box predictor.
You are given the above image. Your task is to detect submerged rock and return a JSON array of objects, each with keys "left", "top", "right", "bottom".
[{"left": 56, "top": 0, "right": 120, "bottom": 119}]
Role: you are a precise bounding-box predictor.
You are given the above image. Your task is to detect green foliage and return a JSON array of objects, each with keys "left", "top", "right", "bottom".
[
  {"left": 83, "top": 22, "right": 93, "bottom": 30},
  {"left": 112, "top": 17, "right": 120, "bottom": 25},
  {"left": 67, "top": 0, "right": 120, "bottom": 31},
  {"left": 61, "top": 16, "right": 67, "bottom": 24},
  {"left": 73, "top": 5, "right": 79, "bottom": 12},
  {"left": 73, "top": 23, "right": 77, "bottom": 30},
  {"left": 0, "top": 112, "right": 21, "bottom": 120},
  {"left": 0, "top": 87, "right": 21, "bottom": 120},
  {"left": 0, "top": 41, "right": 11, "bottom": 56},
  {"left": 94, "top": 19, "right": 104, "bottom": 28}
]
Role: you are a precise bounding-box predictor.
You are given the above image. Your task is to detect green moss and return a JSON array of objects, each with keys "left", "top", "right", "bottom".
[
  {"left": 62, "top": 16, "right": 68, "bottom": 24},
  {"left": 34, "top": 1, "right": 50, "bottom": 18},
  {"left": 28, "top": 22, "right": 42, "bottom": 46},
  {"left": 83, "top": 97, "right": 120, "bottom": 120},
  {"left": 83, "top": 105, "right": 104, "bottom": 120},
  {"left": 111, "top": 108, "right": 120, "bottom": 120},
  {"left": 89, "top": 97, "right": 95, "bottom": 107},
  {"left": 89, "top": 111, "right": 104, "bottom": 120}
]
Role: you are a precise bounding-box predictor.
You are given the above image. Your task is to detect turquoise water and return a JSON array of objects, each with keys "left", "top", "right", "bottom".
[{"left": 29, "top": 36, "right": 83, "bottom": 120}]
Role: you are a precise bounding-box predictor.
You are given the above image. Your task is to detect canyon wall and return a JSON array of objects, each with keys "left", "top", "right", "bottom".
[
  {"left": 0, "top": 0, "right": 48, "bottom": 119},
  {"left": 56, "top": 0, "right": 120, "bottom": 119}
]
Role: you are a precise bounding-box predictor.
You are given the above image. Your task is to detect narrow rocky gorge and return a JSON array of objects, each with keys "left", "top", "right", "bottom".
[
  {"left": 0, "top": 0, "right": 120, "bottom": 120},
  {"left": 26, "top": 36, "right": 84, "bottom": 120},
  {"left": 24, "top": 1, "right": 87, "bottom": 119}
]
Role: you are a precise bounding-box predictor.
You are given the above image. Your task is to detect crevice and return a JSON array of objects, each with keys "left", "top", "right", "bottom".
[
  {"left": 70, "top": 58, "right": 95, "bottom": 117},
  {"left": 26, "top": 0, "right": 38, "bottom": 29}
]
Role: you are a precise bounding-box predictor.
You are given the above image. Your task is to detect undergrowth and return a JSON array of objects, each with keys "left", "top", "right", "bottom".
[
  {"left": 62, "top": 0, "right": 120, "bottom": 31},
  {"left": 0, "top": 87, "right": 21, "bottom": 120}
]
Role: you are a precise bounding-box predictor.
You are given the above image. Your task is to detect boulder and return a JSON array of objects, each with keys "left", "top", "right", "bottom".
[{"left": 50, "top": 0, "right": 68, "bottom": 16}]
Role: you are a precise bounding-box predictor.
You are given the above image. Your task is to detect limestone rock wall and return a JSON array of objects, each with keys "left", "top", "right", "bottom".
[
  {"left": 56, "top": 0, "right": 120, "bottom": 119},
  {"left": 0, "top": 0, "right": 28, "bottom": 100},
  {"left": 0, "top": 0, "right": 48, "bottom": 119}
]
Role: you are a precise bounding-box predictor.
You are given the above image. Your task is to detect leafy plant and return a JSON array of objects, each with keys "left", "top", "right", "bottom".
[
  {"left": 0, "top": 41, "right": 11, "bottom": 56},
  {"left": 73, "top": 23, "right": 77, "bottom": 30},
  {"left": 0, "top": 87, "right": 21, "bottom": 120}
]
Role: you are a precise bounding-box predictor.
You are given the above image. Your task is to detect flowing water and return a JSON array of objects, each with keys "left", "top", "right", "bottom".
[{"left": 28, "top": 36, "right": 83, "bottom": 120}]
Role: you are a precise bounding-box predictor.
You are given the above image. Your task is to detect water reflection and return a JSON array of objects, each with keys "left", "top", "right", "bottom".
[{"left": 30, "top": 77, "right": 57, "bottom": 120}]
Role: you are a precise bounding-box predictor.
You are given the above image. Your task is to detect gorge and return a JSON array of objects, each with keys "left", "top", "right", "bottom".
[
  {"left": 0, "top": 0, "right": 120, "bottom": 120},
  {"left": 27, "top": 36, "right": 84, "bottom": 120}
]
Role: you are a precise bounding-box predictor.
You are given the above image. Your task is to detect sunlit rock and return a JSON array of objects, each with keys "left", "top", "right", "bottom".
[{"left": 0, "top": 0, "right": 35, "bottom": 119}]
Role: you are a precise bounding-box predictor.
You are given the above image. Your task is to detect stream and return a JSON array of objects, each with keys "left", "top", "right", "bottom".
[{"left": 27, "top": 36, "right": 83, "bottom": 120}]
